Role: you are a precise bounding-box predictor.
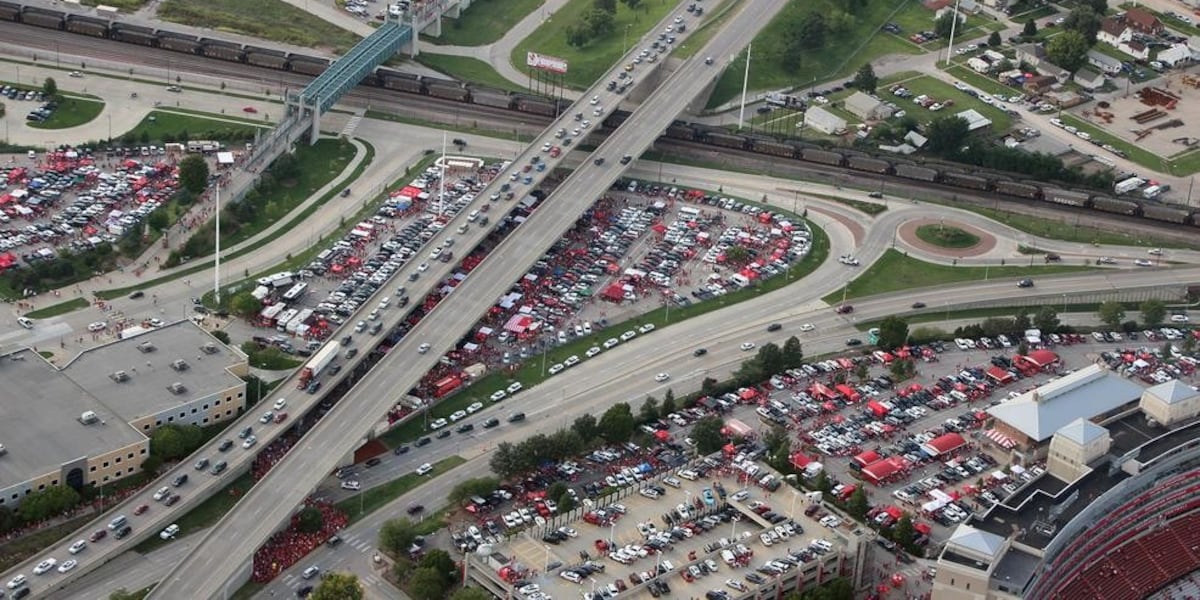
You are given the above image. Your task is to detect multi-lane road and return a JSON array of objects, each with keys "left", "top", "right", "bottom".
[{"left": 147, "top": 0, "right": 797, "bottom": 596}]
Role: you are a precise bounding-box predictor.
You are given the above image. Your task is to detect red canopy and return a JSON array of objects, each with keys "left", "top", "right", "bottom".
[
  {"left": 1027, "top": 349, "right": 1060, "bottom": 368},
  {"left": 854, "top": 450, "right": 881, "bottom": 466},
  {"left": 922, "top": 432, "right": 967, "bottom": 456},
  {"left": 986, "top": 366, "right": 1014, "bottom": 384},
  {"left": 789, "top": 452, "right": 812, "bottom": 469},
  {"left": 861, "top": 456, "right": 911, "bottom": 483}
]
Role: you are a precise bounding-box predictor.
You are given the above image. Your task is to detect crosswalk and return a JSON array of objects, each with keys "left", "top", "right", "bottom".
[{"left": 341, "top": 110, "right": 366, "bottom": 138}]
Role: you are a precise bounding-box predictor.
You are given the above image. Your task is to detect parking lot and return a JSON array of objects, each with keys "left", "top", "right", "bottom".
[{"left": 1071, "top": 70, "right": 1200, "bottom": 158}]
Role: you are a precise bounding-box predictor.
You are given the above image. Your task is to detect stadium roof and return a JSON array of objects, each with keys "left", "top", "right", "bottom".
[
  {"left": 986, "top": 365, "right": 1143, "bottom": 441},
  {"left": 1055, "top": 418, "right": 1108, "bottom": 445},
  {"left": 1145, "top": 380, "right": 1199, "bottom": 405},
  {"left": 947, "top": 524, "right": 1007, "bottom": 560}
]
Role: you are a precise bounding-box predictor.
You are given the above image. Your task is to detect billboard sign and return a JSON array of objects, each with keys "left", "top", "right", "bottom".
[{"left": 526, "top": 52, "right": 568, "bottom": 74}]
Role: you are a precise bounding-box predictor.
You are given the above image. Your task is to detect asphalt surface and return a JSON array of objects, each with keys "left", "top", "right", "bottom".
[{"left": 146, "top": 0, "right": 784, "bottom": 596}]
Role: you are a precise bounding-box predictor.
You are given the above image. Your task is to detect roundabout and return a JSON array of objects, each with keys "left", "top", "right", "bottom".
[{"left": 899, "top": 219, "right": 997, "bottom": 257}]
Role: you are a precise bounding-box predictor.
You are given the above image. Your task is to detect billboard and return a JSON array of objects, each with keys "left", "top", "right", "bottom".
[{"left": 526, "top": 52, "right": 568, "bottom": 74}]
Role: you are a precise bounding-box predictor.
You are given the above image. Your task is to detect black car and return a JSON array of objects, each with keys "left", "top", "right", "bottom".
[
  {"left": 456, "top": 423, "right": 474, "bottom": 434},
  {"left": 911, "top": 302, "right": 926, "bottom": 309},
  {"left": 482, "top": 417, "right": 500, "bottom": 429},
  {"left": 297, "top": 586, "right": 314, "bottom": 598},
  {"left": 218, "top": 439, "right": 234, "bottom": 452},
  {"left": 172, "top": 474, "right": 189, "bottom": 487},
  {"left": 620, "top": 155, "right": 632, "bottom": 164},
  {"left": 508, "top": 412, "right": 526, "bottom": 423},
  {"left": 393, "top": 444, "right": 410, "bottom": 455},
  {"left": 114, "top": 525, "right": 132, "bottom": 539},
  {"left": 436, "top": 429, "right": 452, "bottom": 439},
  {"left": 1017, "top": 278, "right": 1034, "bottom": 288},
  {"left": 415, "top": 436, "right": 432, "bottom": 447},
  {"left": 846, "top": 338, "right": 863, "bottom": 346},
  {"left": 407, "top": 504, "right": 425, "bottom": 515},
  {"left": 365, "top": 457, "right": 382, "bottom": 467},
  {"left": 129, "top": 291, "right": 145, "bottom": 299},
  {"left": 693, "top": 348, "right": 708, "bottom": 357},
  {"left": 766, "top": 323, "right": 782, "bottom": 332},
  {"left": 594, "top": 157, "right": 605, "bottom": 165}
]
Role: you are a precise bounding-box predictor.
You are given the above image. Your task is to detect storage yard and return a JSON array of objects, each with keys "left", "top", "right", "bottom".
[{"left": 1073, "top": 73, "right": 1200, "bottom": 160}]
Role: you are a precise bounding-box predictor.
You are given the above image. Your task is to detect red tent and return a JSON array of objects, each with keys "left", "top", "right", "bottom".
[
  {"left": 861, "top": 456, "right": 911, "bottom": 484},
  {"left": 651, "top": 223, "right": 667, "bottom": 234},
  {"left": 986, "top": 366, "right": 1014, "bottom": 384},
  {"left": 836, "top": 384, "right": 861, "bottom": 403},
  {"left": 1027, "top": 349, "right": 1060, "bottom": 368},
  {"left": 810, "top": 382, "right": 836, "bottom": 400},
  {"left": 922, "top": 432, "right": 967, "bottom": 456},
  {"left": 789, "top": 452, "right": 812, "bottom": 469},
  {"left": 654, "top": 430, "right": 671, "bottom": 442},
  {"left": 602, "top": 283, "right": 624, "bottom": 302},
  {"left": 854, "top": 450, "right": 881, "bottom": 466},
  {"left": 866, "top": 400, "right": 888, "bottom": 418}
]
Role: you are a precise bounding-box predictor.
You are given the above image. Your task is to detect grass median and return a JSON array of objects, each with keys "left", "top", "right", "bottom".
[
  {"left": 823, "top": 249, "right": 1096, "bottom": 302},
  {"left": 157, "top": 0, "right": 360, "bottom": 52},
  {"left": 423, "top": 0, "right": 545, "bottom": 46},
  {"left": 25, "top": 297, "right": 89, "bottom": 319},
  {"left": 337, "top": 456, "right": 466, "bottom": 524},
  {"left": 28, "top": 97, "right": 104, "bottom": 130},
  {"left": 134, "top": 473, "right": 254, "bottom": 554},
  {"left": 416, "top": 54, "right": 525, "bottom": 92}
]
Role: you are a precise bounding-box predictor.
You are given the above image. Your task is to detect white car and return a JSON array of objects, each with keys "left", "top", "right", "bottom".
[
  {"left": 417, "top": 262, "right": 430, "bottom": 272},
  {"left": 242, "top": 435, "right": 257, "bottom": 449},
  {"left": 1170, "top": 314, "right": 1190, "bottom": 324},
  {"left": 68, "top": 540, "right": 86, "bottom": 555},
  {"left": 799, "top": 323, "right": 815, "bottom": 332},
  {"left": 655, "top": 373, "right": 670, "bottom": 383},
  {"left": 1135, "top": 258, "right": 1154, "bottom": 267},
  {"left": 638, "top": 323, "right": 656, "bottom": 334},
  {"left": 33, "top": 558, "right": 57, "bottom": 575},
  {"left": 17, "top": 317, "right": 33, "bottom": 329},
  {"left": 1098, "top": 256, "right": 1117, "bottom": 265},
  {"left": 159, "top": 524, "right": 179, "bottom": 540},
  {"left": 740, "top": 342, "right": 756, "bottom": 351},
  {"left": 429, "top": 418, "right": 448, "bottom": 430},
  {"left": 449, "top": 410, "right": 468, "bottom": 422},
  {"left": 153, "top": 486, "right": 171, "bottom": 501},
  {"left": 148, "top": 318, "right": 164, "bottom": 327},
  {"left": 259, "top": 411, "right": 274, "bottom": 424},
  {"left": 57, "top": 559, "right": 77, "bottom": 573},
  {"left": 603, "top": 338, "right": 620, "bottom": 349},
  {"left": 466, "top": 401, "right": 485, "bottom": 414},
  {"left": 586, "top": 346, "right": 602, "bottom": 358},
  {"left": 341, "top": 480, "right": 361, "bottom": 491},
  {"left": 273, "top": 398, "right": 287, "bottom": 411},
  {"left": 416, "top": 463, "right": 434, "bottom": 475},
  {"left": 490, "top": 390, "right": 507, "bottom": 402},
  {"left": 1148, "top": 248, "right": 1164, "bottom": 255},
  {"left": 417, "top": 343, "right": 431, "bottom": 354},
  {"left": 590, "top": 95, "right": 599, "bottom": 105},
  {"left": 87, "top": 321, "right": 106, "bottom": 332}
]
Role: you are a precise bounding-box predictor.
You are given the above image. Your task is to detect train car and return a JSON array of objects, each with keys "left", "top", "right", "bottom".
[
  {"left": 472, "top": 91, "right": 513, "bottom": 110},
  {"left": 706, "top": 132, "right": 750, "bottom": 150},
  {"left": 428, "top": 83, "right": 470, "bottom": 102},
  {"left": 158, "top": 35, "right": 202, "bottom": 54},
  {"left": 1041, "top": 188, "right": 1090, "bottom": 207},
  {"left": 846, "top": 156, "right": 891, "bottom": 174},
  {"left": 380, "top": 74, "right": 423, "bottom": 94},
  {"left": 800, "top": 148, "right": 844, "bottom": 167},
  {"left": 665, "top": 122, "right": 695, "bottom": 141},
  {"left": 893, "top": 163, "right": 939, "bottom": 182},
  {"left": 1091, "top": 196, "right": 1139, "bottom": 216},
  {"left": 246, "top": 51, "right": 290, "bottom": 70},
  {"left": 0, "top": 0, "right": 20, "bottom": 22},
  {"left": 65, "top": 16, "right": 109, "bottom": 37},
  {"left": 1141, "top": 203, "right": 1191, "bottom": 224},
  {"left": 200, "top": 41, "right": 244, "bottom": 62},
  {"left": 603, "top": 111, "right": 632, "bottom": 130},
  {"left": 994, "top": 180, "right": 1041, "bottom": 200},
  {"left": 110, "top": 23, "right": 158, "bottom": 46},
  {"left": 23, "top": 8, "right": 65, "bottom": 30},
  {"left": 514, "top": 97, "right": 557, "bottom": 116},
  {"left": 753, "top": 139, "right": 797, "bottom": 158},
  {"left": 289, "top": 57, "right": 331, "bottom": 76},
  {"left": 942, "top": 172, "right": 990, "bottom": 191}
]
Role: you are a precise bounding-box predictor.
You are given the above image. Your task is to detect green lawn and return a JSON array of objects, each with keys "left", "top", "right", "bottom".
[
  {"left": 512, "top": 0, "right": 678, "bottom": 89},
  {"left": 915, "top": 224, "right": 980, "bottom": 248},
  {"left": 942, "top": 64, "right": 1020, "bottom": 98},
  {"left": 823, "top": 249, "right": 1096, "bottom": 301},
  {"left": 28, "top": 96, "right": 104, "bottom": 130},
  {"left": 887, "top": 74, "right": 1014, "bottom": 131},
  {"left": 25, "top": 297, "right": 89, "bottom": 318},
  {"left": 1008, "top": 4, "right": 1057, "bottom": 23},
  {"left": 416, "top": 54, "right": 525, "bottom": 92},
  {"left": 157, "top": 0, "right": 360, "bottom": 52},
  {"left": 1057, "top": 114, "right": 1192, "bottom": 175},
  {"left": 0, "top": 516, "right": 92, "bottom": 572},
  {"left": 708, "top": 0, "right": 925, "bottom": 108},
  {"left": 952, "top": 204, "right": 1200, "bottom": 249},
  {"left": 134, "top": 473, "right": 254, "bottom": 553},
  {"left": 425, "top": 0, "right": 545, "bottom": 45},
  {"left": 337, "top": 456, "right": 466, "bottom": 524},
  {"left": 674, "top": 0, "right": 737, "bottom": 59},
  {"left": 122, "top": 110, "right": 267, "bottom": 145}
]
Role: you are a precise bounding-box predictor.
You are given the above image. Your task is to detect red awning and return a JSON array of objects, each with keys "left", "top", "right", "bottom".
[
  {"left": 922, "top": 432, "right": 967, "bottom": 456},
  {"left": 854, "top": 450, "right": 881, "bottom": 466},
  {"left": 1027, "top": 349, "right": 1060, "bottom": 367},
  {"left": 986, "top": 366, "right": 1014, "bottom": 384},
  {"left": 790, "top": 452, "right": 812, "bottom": 469}
]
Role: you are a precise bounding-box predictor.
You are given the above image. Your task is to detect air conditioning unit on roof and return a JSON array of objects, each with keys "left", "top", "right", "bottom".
[
  {"left": 168, "top": 382, "right": 186, "bottom": 395},
  {"left": 201, "top": 343, "right": 218, "bottom": 355},
  {"left": 137, "top": 341, "right": 156, "bottom": 353},
  {"left": 110, "top": 370, "right": 129, "bottom": 382},
  {"left": 171, "top": 359, "right": 189, "bottom": 371}
]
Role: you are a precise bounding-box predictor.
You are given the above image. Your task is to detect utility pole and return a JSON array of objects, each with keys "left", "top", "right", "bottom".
[{"left": 737, "top": 43, "right": 752, "bottom": 130}]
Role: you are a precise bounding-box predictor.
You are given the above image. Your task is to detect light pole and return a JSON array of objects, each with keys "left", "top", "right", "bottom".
[{"left": 623, "top": 24, "right": 632, "bottom": 55}]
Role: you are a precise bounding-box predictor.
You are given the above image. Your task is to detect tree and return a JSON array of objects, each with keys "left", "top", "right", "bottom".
[
  {"left": 661, "top": 388, "right": 676, "bottom": 416},
  {"left": 1022, "top": 20, "right": 1038, "bottom": 38},
  {"left": 229, "top": 291, "right": 262, "bottom": 319},
  {"left": 571, "top": 414, "right": 599, "bottom": 442},
  {"left": 813, "top": 470, "right": 833, "bottom": 494},
  {"left": 452, "top": 588, "right": 495, "bottom": 600},
  {"left": 296, "top": 506, "right": 324, "bottom": 533},
  {"left": 178, "top": 154, "right": 210, "bottom": 196},
  {"left": 408, "top": 567, "right": 448, "bottom": 600},
  {"left": 211, "top": 330, "right": 231, "bottom": 344},
  {"left": 756, "top": 342, "right": 785, "bottom": 377},
  {"left": 1046, "top": 30, "right": 1090, "bottom": 73},
  {"left": 1034, "top": 306, "right": 1060, "bottom": 332},
  {"left": 141, "top": 454, "right": 163, "bottom": 475},
  {"left": 892, "top": 515, "right": 917, "bottom": 552},
  {"left": 598, "top": 402, "right": 636, "bottom": 443},
  {"left": 690, "top": 416, "right": 726, "bottom": 454},
  {"left": 1013, "top": 310, "right": 1032, "bottom": 333},
  {"left": 782, "top": 335, "right": 804, "bottom": 367},
  {"left": 146, "top": 208, "right": 170, "bottom": 232},
  {"left": 934, "top": 12, "right": 958, "bottom": 40},
  {"left": 42, "top": 77, "right": 57, "bottom": 99},
  {"left": 594, "top": 0, "right": 616, "bottom": 12},
  {"left": 150, "top": 424, "right": 205, "bottom": 460},
  {"left": 639, "top": 396, "right": 660, "bottom": 423},
  {"left": 557, "top": 490, "right": 576, "bottom": 512},
  {"left": 311, "top": 572, "right": 364, "bottom": 600},
  {"left": 379, "top": 517, "right": 418, "bottom": 556},
  {"left": 585, "top": 8, "right": 615, "bottom": 37},
  {"left": 1140, "top": 299, "right": 1167, "bottom": 327},
  {"left": 1063, "top": 6, "right": 1102, "bottom": 43},
  {"left": 565, "top": 24, "right": 590, "bottom": 48},
  {"left": 1098, "top": 300, "right": 1126, "bottom": 328},
  {"left": 852, "top": 63, "right": 878, "bottom": 94},
  {"left": 420, "top": 549, "right": 458, "bottom": 585},
  {"left": 854, "top": 362, "right": 870, "bottom": 382},
  {"left": 988, "top": 31, "right": 1002, "bottom": 47},
  {"left": 19, "top": 485, "right": 81, "bottom": 523},
  {"left": 846, "top": 488, "right": 869, "bottom": 520},
  {"left": 925, "top": 115, "right": 971, "bottom": 155},
  {"left": 619, "top": 0, "right": 644, "bottom": 9},
  {"left": 876, "top": 315, "right": 909, "bottom": 351},
  {"left": 448, "top": 477, "right": 499, "bottom": 507}
]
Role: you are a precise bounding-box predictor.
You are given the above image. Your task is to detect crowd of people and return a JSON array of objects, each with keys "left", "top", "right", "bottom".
[{"left": 251, "top": 500, "right": 348, "bottom": 583}]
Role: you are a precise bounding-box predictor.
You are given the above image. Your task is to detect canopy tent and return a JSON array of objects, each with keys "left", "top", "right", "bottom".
[
  {"left": 854, "top": 450, "right": 881, "bottom": 466},
  {"left": 861, "top": 456, "right": 911, "bottom": 484},
  {"left": 922, "top": 432, "right": 967, "bottom": 456},
  {"left": 1026, "top": 349, "right": 1060, "bottom": 368},
  {"left": 986, "top": 366, "right": 1014, "bottom": 384}
]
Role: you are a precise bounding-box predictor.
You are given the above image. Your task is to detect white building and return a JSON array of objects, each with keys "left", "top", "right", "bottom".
[{"left": 803, "top": 106, "right": 847, "bottom": 135}]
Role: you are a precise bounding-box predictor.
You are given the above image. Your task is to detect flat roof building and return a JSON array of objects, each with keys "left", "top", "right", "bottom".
[{"left": 0, "top": 322, "right": 247, "bottom": 507}]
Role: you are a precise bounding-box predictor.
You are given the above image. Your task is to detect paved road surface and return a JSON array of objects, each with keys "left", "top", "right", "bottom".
[{"left": 147, "top": 0, "right": 771, "bottom": 596}]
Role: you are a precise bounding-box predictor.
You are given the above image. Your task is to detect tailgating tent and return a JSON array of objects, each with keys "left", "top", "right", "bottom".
[
  {"left": 1026, "top": 349, "right": 1060, "bottom": 368},
  {"left": 922, "top": 432, "right": 967, "bottom": 456},
  {"left": 854, "top": 450, "right": 881, "bottom": 467},
  {"left": 790, "top": 452, "right": 812, "bottom": 470},
  {"left": 724, "top": 418, "right": 754, "bottom": 438},
  {"left": 986, "top": 366, "right": 1014, "bottom": 384},
  {"left": 504, "top": 314, "right": 535, "bottom": 333},
  {"left": 866, "top": 400, "right": 888, "bottom": 418},
  {"left": 861, "top": 456, "right": 911, "bottom": 484}
]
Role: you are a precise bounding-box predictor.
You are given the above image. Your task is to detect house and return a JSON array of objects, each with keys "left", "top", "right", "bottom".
[
  {"left": 1119, "top": 40, "right": 1150, "bottom": 61},
  {"left": 1124, "top": 8, "right": 1164, "bottom": 35},
  {"left": 844, "top": 91, "right": 893, "bottom": 120},
  {"left": 803, "top": 106, "right": 847, "bottom": 135},
  {"left": 954, "top": 109, "right": 992, "bottom": 132},
  {"left": 1157, "top": 43, "right": 1194, "bottom": 67},
  {"left": 934, "top": 6, "right": 969, "bottom": 22},
  {"left": 968, "top": 56, "right": 992, "bottom": 73},
  {"left": 1022, "top": 74, "right": 1059, "bottom": 93},
  {"left": 1015, "top": 42, "right": 1071, "bottom": 79},
  {"left": 980, "top": 0, "right": 1014, "bottom": 11},
  {"left": 1097, "top": 16, "right": 1131, "bottom": 47},
  {"left": 1087, "top": 49, "right": 1123, "bottom": 75},
  {"left": 1074, "top": 68, "right": 1106, "bottom": 91}
]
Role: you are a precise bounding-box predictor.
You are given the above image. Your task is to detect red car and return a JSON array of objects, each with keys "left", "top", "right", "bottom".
[
  {"left": 89, "top": 529, "right": 107, "bottom": 542},
  {"left": 274, "top": 412, "right": 288, "bottom": 423},
  {"left": 835, "top": 305, "right": 854, "bottom": 314},
  {"left": 243, "top": 106, "right": 258, "bottom": 114},
  {"left": 134, "top": 504, "right": 150, "bottom": 515}
]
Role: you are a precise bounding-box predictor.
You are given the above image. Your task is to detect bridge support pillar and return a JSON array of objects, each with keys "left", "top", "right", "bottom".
[{"left": 308, "top": 97, "right": 321, "bottom": 145}]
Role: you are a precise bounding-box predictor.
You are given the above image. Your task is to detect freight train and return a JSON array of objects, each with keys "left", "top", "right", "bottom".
[{"left": 3, "top": 1, "right": 1197, "bottom": 228}]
